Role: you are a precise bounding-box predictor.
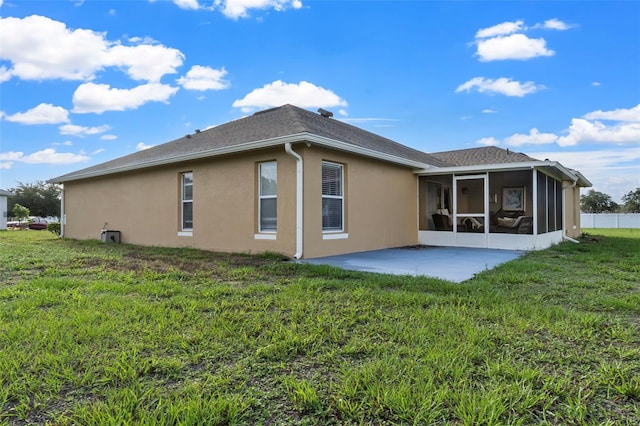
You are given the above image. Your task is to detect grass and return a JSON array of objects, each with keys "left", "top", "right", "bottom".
[{"left": 1, "top": 229, "right": 639, "bottom": 425}]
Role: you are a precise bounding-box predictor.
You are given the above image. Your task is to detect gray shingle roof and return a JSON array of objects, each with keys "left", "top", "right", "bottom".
[
  {"left": 0, "top": 189, "right": 13, "bottom": 196},
  {"left": 50, "top": 104, "right": 449, "bottom": 182},
  {"left": 430, "top": 146, "right": 540, "bottom": 167}
]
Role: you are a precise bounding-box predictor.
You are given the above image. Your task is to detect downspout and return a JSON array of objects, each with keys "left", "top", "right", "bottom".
[
  {"left": 563, "top": 235, "right": 579, "bottom": 244},
  {"left": 562, "top": 179, "right": 579, "bottom": 243},
  {"left": 284, "top": 143, "right": 303, "bottom": 259},
  {"left": 60, "top": 186, "right": 65, "bottom": 238}
]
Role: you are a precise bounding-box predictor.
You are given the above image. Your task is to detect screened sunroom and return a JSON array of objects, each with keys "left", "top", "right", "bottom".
[{"left": 416, "top": 162, "right": 585, "bottom": 250}]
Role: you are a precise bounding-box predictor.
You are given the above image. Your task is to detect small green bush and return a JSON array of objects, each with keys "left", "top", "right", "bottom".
[{"left": 47, "top": 222, "right": 61, "bottom": 236}]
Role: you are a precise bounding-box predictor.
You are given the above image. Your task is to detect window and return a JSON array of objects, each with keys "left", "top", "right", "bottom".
[
  {"left": 181, "top": 172, "right": 193, "bottom": 230},
  {"left": 259, "top": 162, "right": 277, "bottom": 232},
  {"left": 322, "top": 161, "right": 343, "bottom": 231}
]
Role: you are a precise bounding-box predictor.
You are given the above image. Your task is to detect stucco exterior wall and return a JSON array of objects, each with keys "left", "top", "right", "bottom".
[
  {"left": 564, "top": 184, "right": 582, "bottom": 238},
  {"left": 298, "top": 145, "right": 419, "bottom": 258},
  {"left": 0, "top": 195, "right": 8, "bottom": 230},
  {"left": 63, "top": 143, "right": 420, "bottom": 259},
  {"left": 62, "top": 147, "right": 298, "bottom": 257}
]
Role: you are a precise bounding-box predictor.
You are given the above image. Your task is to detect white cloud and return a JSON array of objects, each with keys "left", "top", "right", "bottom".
[
  {"left": 232, "top": 80, "right": 347, "bottom": 113},
  {"left": 105, "top": 44, "right": 184, "bottom": 83},
  {"left": 455, "top": 77, "right": 543, "bottom": 97},
  {"left": 0, "top": 15, "right": 184, "bottom": 83},
  {"left": 0, "top": 66, "right": 11, "bottom": 83},
  {"left": 482, "top": 109, "right": 497, "bottom": 114},
  {"left": 475, "top": 20, "right": 525, "bottom": 39},
  {"left": 477, "top": 104, "right": 640, "bottom": 148},
  {"left": 504, "top": 128, "right": 558, "bottom": 147},
  {"left": 557, "top": 104, "right": 640, "bottom": 146},
  {"left": 472, "top": 19, "right": 570, "bottom": 62},
  {"left": 0, "top": 149, "right": 90, "bottom": 165},
  {"left": 2, "top": 103, "right": 70, "bottom": 124},
  {"left": 177, "top": 65, "right": 230, "bottom": 91},
  {"left": 0, "top": 152, "right": 24, "bottom": 162},
  {"left": 533, "top": 18, "right": 572, "bottom": 31},
  {"left": 0, "top": 15, "right": 108, "bottom": 81},
  {"left": 476, "top": 33, "right": 554, "bottom": 61},
  {"left": 591, "top": 82, "right": 601, "bottom": 87},
  {"left": 557, "top": 118, "right": 640, "bottom": 147},
  {"left": 59, "top": 123, "right": 110, "bottom": 137},
  {"left": 583, "top": 104, "right": 640, "bottom": 122},
  {"left": 101, "top": 134, "right": 118, "bottom": 140},
  {"left": 534, "top": 147, "right": 640, "bottom": 172},
  {"left": 173, "top": 0, "right": 201, "bottom": 10},
  {"left": 136, "top": 142, "right": 154, "bottom": 151},
  {"left": 128, "top": 36, "right": 158, "bottom": 44},
  {"left": 216, "top": 0, "right": 303, "bottom": 19},
  {"left": 72, "top": 82, "right": 179, "bottom": 114},
  {"left": 531, "top": 147, "right": 640, "bottom": 202},
  {"left": 476, "top": 137, "right": 501, "bottom": 146},
  {"left": 0, "top": 162, "right": 12, "bottom": 169}
]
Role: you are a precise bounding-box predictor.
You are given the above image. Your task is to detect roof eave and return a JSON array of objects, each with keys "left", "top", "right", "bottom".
[
  {"left": 49, "top": 132, "right": 435, "bottom": 183},
  {"left": 415, "top": 161, "right": 590, "bottom": 186},
  {"left": 414, "top": 161, "right": 545, "bottom": 175},
  {"left": 48, "top": 135, "right": 298, "bottom": 183}
]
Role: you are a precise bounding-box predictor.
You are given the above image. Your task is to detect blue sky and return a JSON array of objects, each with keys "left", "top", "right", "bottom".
[{"left": 1, "top": 0, "right": 638, "bottom": 202}]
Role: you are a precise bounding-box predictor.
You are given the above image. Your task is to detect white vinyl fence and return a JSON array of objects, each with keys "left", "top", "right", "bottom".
[{"left": 581, "top": 213, "right": 640, "bottom": 229}]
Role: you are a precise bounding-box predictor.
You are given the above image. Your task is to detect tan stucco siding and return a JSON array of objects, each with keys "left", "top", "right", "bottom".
[
  {"left": 564, "top": 184, "right": 582, "bottom": 238},
  {"left": 62, "top": 148, "right": 297, "bottom": 257},
  {"left": 299, "top": 145, "right": 418, "bottom": 258},
  {"left": 0, "top": 195, "right": 8, "bottom": 230}
]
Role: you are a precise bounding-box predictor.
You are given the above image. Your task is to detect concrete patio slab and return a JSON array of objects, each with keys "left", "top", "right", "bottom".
[{"left": 303, "top": 246, "right": 525, "bottom": 282}]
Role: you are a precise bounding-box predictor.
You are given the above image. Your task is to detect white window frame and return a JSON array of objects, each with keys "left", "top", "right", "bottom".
[
  {"left": 322, "top": 161, "right": 344, "bottom": 233},
  {"left": 258, "top": 161, "right": 277, "bottom": 233},
  {"left": 181, "top": 172, "right": 193, "bottom": 232}
]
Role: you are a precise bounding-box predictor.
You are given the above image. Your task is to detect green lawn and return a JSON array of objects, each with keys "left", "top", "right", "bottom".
[{"left": 1, "top": 229, "right": 639, "bottom": 425}]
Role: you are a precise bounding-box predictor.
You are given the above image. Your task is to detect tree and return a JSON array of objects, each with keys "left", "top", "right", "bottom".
[
  {"left": 12, "top": 204, "right": 30, "bottom": 226},
  {"left": 7, "top": 181, "right": 61, "bottom": 218},
  {"left": 580, "top": 189, "right": 618, "bottom": 213},
  {"left": 621, "top": 188, "right": 640, "bottom": 213}
]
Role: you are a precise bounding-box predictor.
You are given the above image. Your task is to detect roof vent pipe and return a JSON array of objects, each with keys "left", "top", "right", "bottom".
[
  {"left": 318, "top": 108, "right": 333, "bottom": 118},
  {"left": 195, "top": 129, "right": 201, "bottom": 133}
]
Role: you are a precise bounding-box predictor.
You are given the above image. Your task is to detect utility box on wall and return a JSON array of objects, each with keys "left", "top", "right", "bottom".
[{"left": 101, "top": 230, "right": 121, "bottom": 243}]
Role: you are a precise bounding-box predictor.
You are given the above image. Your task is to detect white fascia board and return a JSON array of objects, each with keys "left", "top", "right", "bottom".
[
  {"left": 415, "top": 161, "right": 543, "bottom": 175},
  {"left": 49, "top": 136, "right": 297, "bottom": 183},
  {"left": 415, "top": 161, "right": 585, "bottom": 185},
  {"left": 50, "top": 132, "right": 434, "bottom": 183}
]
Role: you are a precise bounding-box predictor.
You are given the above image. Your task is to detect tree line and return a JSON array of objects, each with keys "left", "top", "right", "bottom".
[
  {"left": 5, "top": 181, "right": 61, "bottom": 219},
  {"left": 580, "top": 188, "right": 640, "bottom": 213}
]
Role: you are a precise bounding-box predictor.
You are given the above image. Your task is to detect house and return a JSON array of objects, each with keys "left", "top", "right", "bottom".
[
  {"left": 0, "top": 189, "right": 13, "bottom": 230},
  {"left": 49, "top": 104, "right": 591, "bottom": 258}
]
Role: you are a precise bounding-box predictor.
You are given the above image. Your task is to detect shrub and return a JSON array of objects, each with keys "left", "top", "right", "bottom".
[{"left": 48, "top": 222, "right": 61, "bottom": 236}]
